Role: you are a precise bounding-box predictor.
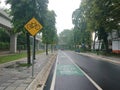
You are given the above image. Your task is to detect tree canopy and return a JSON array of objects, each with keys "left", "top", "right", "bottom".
[
  {"left": 6, "top": 0, "right": 49, "bottom": 33},
  {"left": 58, "top": 29, "right": 74, "bottom": 50},
  {"left": 72, "top": 0, "right": 120, "bottom": 52},
  {"left": 42, "top": 10, "right": 58, "bottom": 54},
  {"left": 6, "top": 0, "right": 58, "bottom": 58}
]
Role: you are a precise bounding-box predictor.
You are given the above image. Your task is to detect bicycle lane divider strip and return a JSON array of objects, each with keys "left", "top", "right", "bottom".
[
  {"left": 50, "top": 55, "right": 58, "bottom": 90},
  {"left": 50, "top": 52, "right": 83, "bottom": 90},
  {"left": 62, "top": 51, "right": 103, "bottom": 90}
]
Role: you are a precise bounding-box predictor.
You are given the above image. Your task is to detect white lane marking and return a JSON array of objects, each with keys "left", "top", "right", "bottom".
[
  {"left": 50, "top": 55, "right": 58, "bottom": 90},
  {"left": 62, "top": 52, "right": 103, "bottom": 90}
]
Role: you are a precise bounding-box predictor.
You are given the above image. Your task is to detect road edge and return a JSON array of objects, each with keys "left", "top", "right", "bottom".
[
  {"left": 78, "top": 52, "right": 120, "bottom": 64},
  {"left": 26, "top": 53, "right": 57, "bottom": 90}
]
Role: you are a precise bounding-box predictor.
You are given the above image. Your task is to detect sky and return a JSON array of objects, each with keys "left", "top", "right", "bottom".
[
  {"left": 0, "top": 0, "right": 81, "bottom": 34},
  {"left": 0, "top": 0, "right": 10, "bottom": 9},
  {"left": 48, "top": 0, "right": 81, "bottom": 34}
]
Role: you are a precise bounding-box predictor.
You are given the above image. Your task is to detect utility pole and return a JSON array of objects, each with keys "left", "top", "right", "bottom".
[
  {"left": 33, "top": 36, "right": 36, "bottom": 60},
  {"left": 33, "top": 0, "right": 36, "bottom": 60},
  {"left": 32, "top": 0, "right": 36, "bottom": 77}
]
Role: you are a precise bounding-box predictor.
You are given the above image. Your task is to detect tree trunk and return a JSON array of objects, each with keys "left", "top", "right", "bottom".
[
  {"left": 103, "top": 38, "right": 109, "bottom": 53},
  {"left": 10, "top": 34, "right": 17, "bottom": 53},
  {"left": 46, "top": 43, "right": 48, "bottom": 55},
  {"left": 51, "top": 44, "right": 53, "bottom": 53},
  {"left": 93, "top": 31, "right": 97, "bottom": 51},
  {"left": 97, "top": 40, "right": 102, "bottom": 55},
  {"left": 26, "top": 33, "right": 31, "bottom": 64}
]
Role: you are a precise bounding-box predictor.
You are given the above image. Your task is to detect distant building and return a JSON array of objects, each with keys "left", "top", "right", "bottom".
[
  {"left": 92, "top": 30, "right": 120, "bottom": 54},
  {"left": 108, "top": 30, "right": 120, "bottom": 54}
]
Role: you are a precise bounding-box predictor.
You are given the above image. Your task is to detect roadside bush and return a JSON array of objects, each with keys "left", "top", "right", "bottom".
[{"left": 0, "top": 42, "right": 10, "bottom": 50}]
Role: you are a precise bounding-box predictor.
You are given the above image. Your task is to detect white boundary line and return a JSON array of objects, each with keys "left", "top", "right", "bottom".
[
  {"left": 50, "top": 55, "right": 58, "bottom": 90},
  {"left": 62, "top": 52, "right": 103, "bottom": 90}
]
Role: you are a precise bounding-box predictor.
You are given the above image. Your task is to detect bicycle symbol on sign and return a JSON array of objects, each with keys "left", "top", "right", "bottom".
[{"left": 26, "top": 21, "right": 41, "bottom": 31}]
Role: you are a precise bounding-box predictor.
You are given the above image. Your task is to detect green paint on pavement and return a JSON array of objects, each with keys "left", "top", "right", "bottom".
[{"left": 57, "top": 64, "right": 84, "bottom": 76}]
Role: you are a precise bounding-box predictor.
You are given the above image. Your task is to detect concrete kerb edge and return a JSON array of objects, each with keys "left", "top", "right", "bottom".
[
  {"left": 78, "top": 52, "right": 120, "bottom": 64},
  {"left": 0, "top": 58, "right": 27, "bottom": 68},
  {"left": 0, "top": 53, "right": 45, "bottom": 68},
  {"left": 26, "top": 53, "right": 57, "bottom": 90}
]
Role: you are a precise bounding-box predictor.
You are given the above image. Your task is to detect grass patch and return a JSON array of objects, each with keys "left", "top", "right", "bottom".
[
  {"left": 0, "top": 52, "right": 27, "bottom": 64},
  {"left": 0, "top": 50, "right": 45, "bottom": 64},
  {"left": 19, "top": 63, "right": 32, "bottom": 67},
  {"left": 36, "top": 50, "right": 45, "bottom": 54}
]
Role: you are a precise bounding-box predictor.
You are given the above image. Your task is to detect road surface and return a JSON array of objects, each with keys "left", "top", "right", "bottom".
[{"left": 50, "top": 50, "right": 120, "bottom": 90}]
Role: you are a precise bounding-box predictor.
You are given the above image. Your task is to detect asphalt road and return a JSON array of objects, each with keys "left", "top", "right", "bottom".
[{"left": 50, "top": 50, "right": 120, "bottom": 90}]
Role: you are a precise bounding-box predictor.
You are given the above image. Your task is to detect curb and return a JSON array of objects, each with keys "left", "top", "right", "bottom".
[
  {"left": 0, "top": 58, "right": 27, "bottom": 68},
  {"left": 26, "top": 53, "right": 57, "bottom": 90},
  {"left": 0, "top": 52, "right": 45, "bottom": 68},
  {"left": 78, "top": 53, "right": 120, "bottom": 64}
]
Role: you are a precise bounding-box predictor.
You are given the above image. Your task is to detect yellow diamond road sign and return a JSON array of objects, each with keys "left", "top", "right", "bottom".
[{"left": 24, "top": 17, "right": 43, "bottom": 36}]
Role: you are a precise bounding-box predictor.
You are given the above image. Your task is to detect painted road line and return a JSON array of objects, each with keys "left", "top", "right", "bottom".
[
  {"left": 50, "top": 55, "right": 58, "bottom": 90},
  {"left": 62, "top": 52, "right": 103, "bottom": 90}
]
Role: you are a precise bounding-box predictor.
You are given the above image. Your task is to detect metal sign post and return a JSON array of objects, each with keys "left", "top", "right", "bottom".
[
  {"left": 24, "top": 17, "right": 43, "bottom": 77},
  {"left": 32, "top": 36, "right": 35, "bottom": 77}
]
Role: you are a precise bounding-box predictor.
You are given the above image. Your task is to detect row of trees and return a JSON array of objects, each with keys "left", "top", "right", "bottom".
[
  {"left": 59, "top": 29, "right": 74, "bottom": 50},
  {"left": 72, "top": 0, "right": 120, "bottom": 52},
  {"left": 59, "top": 28, "right": 91, "bottom": 51},
  {"left": 0, "top": 28, "right": 10, "bottom": 50},
  {"left": 58, "top": 0, "right": 119, "bottom": 52},
  {"left": 5, "top": 0, "right": 58, "bottom": 64},
  {"left": 0, "top": 27, "right": 28, "bottom": 51}
]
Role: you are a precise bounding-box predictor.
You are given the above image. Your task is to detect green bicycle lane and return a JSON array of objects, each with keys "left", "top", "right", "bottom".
[{"left": 51, "top": 51, "right": 100, "bottom": 90}]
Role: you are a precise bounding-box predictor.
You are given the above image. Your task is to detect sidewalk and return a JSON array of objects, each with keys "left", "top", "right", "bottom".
[
  {"left": 0, "top": 51, "right": 11, "bottom": 56},
  {"left": 0, "top": 52, "right": 57, "bottom": 90},
  {"left": 79, "top": 52, "right": 120, "bottom": 64}
]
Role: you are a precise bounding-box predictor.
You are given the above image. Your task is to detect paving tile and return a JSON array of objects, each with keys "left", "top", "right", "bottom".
[
  {"left": 12, "top": 77, "right": 19, "bottom": 80},
  {"left": 15, "top": 87, "right": 26, "bottom": 90},
  {"left": 1, "top": 83, "right": 11, "bottom": 87},
  {"left": 24, "top": 78, "right": 33, "bottom": 83},
  {"left": 5, "top": 86, "right": 16, "bottom": 90},
  {"left": 23, "top": 79, "right": 33, "bottom": 84},
  {"left": 7, "top": 80, "right": 15, "bottom": 83},
  {"left": 19, "top": 84, "right": 28, "bottom": 87},
  {"left": 0, "top": 87, "right": 6, "bottom": 90},
  {"left": 10, "top": 81, "right": 24, "bottom": 87}
]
